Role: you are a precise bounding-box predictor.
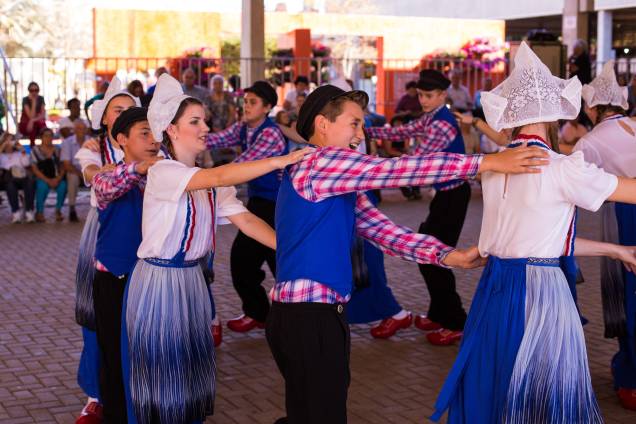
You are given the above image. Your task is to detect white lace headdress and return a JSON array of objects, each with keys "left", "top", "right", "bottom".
[
  {"left": 148, "top": 74, "right": 192, "bottom": 141},
  {"left": 581, "top": 60, "right": 628, "bottom": 110},
  {"left": 481, "top": 42, "right": 582, "bottom": 132},
  {"left": 90, "top": 77, "right": 141, "bottom": 130}
]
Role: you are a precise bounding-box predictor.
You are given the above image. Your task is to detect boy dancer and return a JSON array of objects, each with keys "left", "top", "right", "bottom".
[
  {"left": 267, "top": 84, "right": 549, "bottom": 424},
  {"left": 205, "top": 81, "right": 287, "bottom": 333},
  {"left": 92, "top": 107, "right": 160, "bottom": 422},
  {"left": 366, "top": 70, "right": 471, "bottom": 345}
]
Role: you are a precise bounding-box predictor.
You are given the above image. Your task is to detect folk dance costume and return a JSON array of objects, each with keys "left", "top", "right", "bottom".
[
  {"left": 73, "top": 78, "right": 139, "bottom": 420},
  {"left": 433, "top": 42, "right": 613, "bottom": 423},
  {"left": 268, "top": 85, "right": 484, "bottom": 424},
  {"left": 574, "top": 62, "right": 636, "bottom": 408},
  {"left": 205, "top": 81, "right": 287, "bottom": 328},
  {"left": 121, "top": 77, "right": 247, "bottom": 424},
  {"left": 367, "top": 73, "right": 470, "bottom": 343}
]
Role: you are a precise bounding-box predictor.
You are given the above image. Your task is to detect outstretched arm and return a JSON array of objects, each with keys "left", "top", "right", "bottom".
[
  {"left": 575, "top": 237, "right": 636, "bottom": 273},
  {"left": 227, "top": 212, "right": 276, "bottom": 249},
  {"left": 607, "top": 177, "right": 636, "bottom": 205}
]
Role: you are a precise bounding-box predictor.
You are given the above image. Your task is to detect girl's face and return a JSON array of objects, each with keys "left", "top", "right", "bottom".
[
  {"left": 28, "top": 84, "right": 39, "bottom": 98},
  {"left": 102, "top": 95, "right": 136, "bottom": 131},
  {"left": 167, "top": 104, "right": 210, "bottom": 156},
  {"left": 41, "top": 131, "right": 53, "bottom": 146}
]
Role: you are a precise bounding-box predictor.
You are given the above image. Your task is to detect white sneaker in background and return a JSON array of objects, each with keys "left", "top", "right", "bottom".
[
  {"left": 12, "top": 211, "right": 22, "bottom": 223},
  {"left": 24, "top": 210, "right": 35, "bottom": 223}
]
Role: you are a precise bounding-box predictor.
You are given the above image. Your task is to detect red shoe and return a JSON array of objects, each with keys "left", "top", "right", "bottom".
[
  {"left": 76, "top": 401, "right": 103, "bottom": 424},
  {"left": 212, "top": 323, "right": 222, "bottom": 347},
  {"left": 414, "top": 314, "right": 442, "bottom": 332},
  {"left": 618, "top": 388, "right": 636, "bottom": 411},
  {"left": 227, "top": 315, "right": 265, "bottom": 333},
  {"left": 426, "top": 328, "right": 463, "bottom": 346},
  {"left": 370, "top": 313, "right": 413, "bottom": 339}
]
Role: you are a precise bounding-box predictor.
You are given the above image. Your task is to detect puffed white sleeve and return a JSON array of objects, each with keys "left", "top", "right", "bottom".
[
  {"left": 556, "top": 151, "right": 618, "bottom": 212},
  {"left": 74, "top": 147, "right": 102, "bottom": 185},
  {"left": 215, "top": 186, "right": 248, "bottom": 224},
  {"left": 146, "top": 159, "right": 200, "bottom": 203}
]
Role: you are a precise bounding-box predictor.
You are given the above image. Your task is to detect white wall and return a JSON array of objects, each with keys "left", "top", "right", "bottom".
[{"left": 595, "top": 0, "right": 636, "bottom": 10}]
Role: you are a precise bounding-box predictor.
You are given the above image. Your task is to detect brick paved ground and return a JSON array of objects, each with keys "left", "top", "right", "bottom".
[{"left": 1, "top": 185, "right": 635, "bottom": 423}]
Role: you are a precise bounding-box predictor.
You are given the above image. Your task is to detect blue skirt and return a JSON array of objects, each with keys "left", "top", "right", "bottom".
[
  {"left": 432, "top": 256, "right": 602, "bottom": 423},
  {"left": 122, "top": 258, "right": 215, "bottom": 424},
  {"left": 75, "top": 206, "right": 99, "bottom": 329},
  {"left": 347, "top": 240, "right": 401, "bottom": 324},
  {"left": 612, "top": 202, "right": 636, "bottom": 389}
]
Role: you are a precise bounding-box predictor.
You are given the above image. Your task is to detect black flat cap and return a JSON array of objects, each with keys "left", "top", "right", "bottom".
[
  {"left": 296, "top": 84, "right": 369, "bottom": 141},
  {"left": 111, "top": 107, "right": 148, "bottom": 140},
  {"left": 245, "top": 80, "right": 278, "bottom": 107},
  {"left": 417, "top": 69, "right": 451, "bottom": 91}
]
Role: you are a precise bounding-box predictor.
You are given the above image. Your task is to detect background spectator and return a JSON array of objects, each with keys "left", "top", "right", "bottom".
[
  {"left": 181, "top": 68, "right": 209, "bottom": 102},
  {"left": 275, "top": 110, "right": 291, "bottom": 127},
  {"left": 127, "top": 79, "right": 145, "bottom": 99},
  {"left": 61, "top": 119, "right": 88, "bottom": 222},
  {"left": 288, "top": 92, "right": 306, "bottom": 123},
  {"left": 283, "top": 75, "right": 309, "bottom": 111},
  {"left": 447, "top": 69, "right": 473, "bottom": 112},
  {"left": 204, "top": 74, "right": 237, "bottom": 132},
  {"left": 0, "top": 132, "right": 35, "bottom": 223},
  {"left": 146, "top": 67, "right": 168, "bottom": 96},
  {"left": 395, "top": 81, "right": 422, "bottom": 115},
  {"left": 58, "top": 98, "right": 89, "bottom": 139},
  {"left": 473, "top": 77, "right": 493, "bottom": 119},
  {"left": 568, "top": 39, "right": 592, "bottom": 85},
  {"left": 31, "top": 128, "right": 66, "bottom": 223},
  {"left": 18, "top": 82, "right": 47, "bottom": 145}
]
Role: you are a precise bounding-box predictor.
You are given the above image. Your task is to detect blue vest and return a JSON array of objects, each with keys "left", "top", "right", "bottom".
[
  {"left": 240, "top": 117, "right": 288, "bottom": 202},
  {"left": 275, "top": 170, "right": 357, "bottom": 298},
  {"left": 431, "top": 106, "right": 466, "bottom": 191},
  {"left": 95, "top": 187, "right": 143, "bottom": 276}
]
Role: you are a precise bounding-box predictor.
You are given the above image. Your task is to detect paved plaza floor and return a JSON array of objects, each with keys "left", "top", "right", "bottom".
[{"left": 1, "top": 186, "right": 635, "bottom": 423}]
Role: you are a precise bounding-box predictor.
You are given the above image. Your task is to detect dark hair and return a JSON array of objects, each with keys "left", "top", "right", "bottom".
[
  {"left": 294, "top": 75, "right": 309, "bottom": 85},
  {"left": 127, "top": 80, "right": 144, "bottom": 96},
  {"left": 406, "top": 81, "right": 417, "bottom": 90},
  {"left": 67, "top": 98, "right": 80, "bottom": 109},
  {"left": 306, "top": 91, "right": 368, "bottom": 139},
  {"left": 27, "top": 81, "right": 39, "bottom": 91},
  {"left": 390, "top": 115, "right": 406, "bottom": 126},
  {"left": 39, "top": 127, "right": 53, "bottom": 137},
  {"left": 161, "top": 97, "right": 204, "bottom": 160},
  {"left": 593, "top": 104, "right": 626, "bottom": 125}
]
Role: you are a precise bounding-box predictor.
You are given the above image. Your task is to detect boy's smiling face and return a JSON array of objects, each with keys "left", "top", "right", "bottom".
[{"left": 315, "top": 101, "right": 365, "bottom": 150}]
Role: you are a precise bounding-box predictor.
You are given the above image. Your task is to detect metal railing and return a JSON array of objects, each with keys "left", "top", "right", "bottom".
[{"left": 0, "top": 48, "right": 20, "bottom": 133}]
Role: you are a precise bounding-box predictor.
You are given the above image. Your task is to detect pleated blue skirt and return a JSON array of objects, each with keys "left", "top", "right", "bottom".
[
  {"left": 75, "top": 206, "right": 99, "bottom": 329},
  {"left": 612, "top": 202, "right": 636, "bottom": 390},
  {"left": 121, "top": 258, "right": 215, "bottom": 424},
  {"left": 432, "top": 256, "right": 602, "bottom": 424}
]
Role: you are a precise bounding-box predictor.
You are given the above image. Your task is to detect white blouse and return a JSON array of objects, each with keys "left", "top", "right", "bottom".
[
  {"left": 479, "top": 138, "right": 618, "bottom": 259},
  {"left": 75, "top": 146, "right": 125, "bottom": 208},
  {"left": 137, "top": 159, "right": 247, "bottom": 260},
  {"left": 573, "top": 116, "right": 636, "bottom": 178}
]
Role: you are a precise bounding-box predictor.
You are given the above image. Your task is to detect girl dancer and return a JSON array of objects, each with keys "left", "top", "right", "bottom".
[
  {"left": 432, "top": 42, "right": 636, "bottom": 423},
  {"left": 73, "top": 77, "right": 140, "bottom": 423},
  {"left": 121, "top": 74, "right": 308, "bottom": 424},
  {"left": 575, "top": 60, "right": 636, "bottom": 410}
]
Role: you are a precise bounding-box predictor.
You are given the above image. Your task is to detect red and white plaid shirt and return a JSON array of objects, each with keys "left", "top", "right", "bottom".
[
  {"left": 366, "top": 106, "right": 465, "bottom": 191},
  {"left": 92, "top": 162, "right": 145, "bottom": 273},
  {"left": 271, "top": 146, "right": 482, "bottom": 304},
  {"left": 205, "top": 121, "right": 287, "bottom": 163}
]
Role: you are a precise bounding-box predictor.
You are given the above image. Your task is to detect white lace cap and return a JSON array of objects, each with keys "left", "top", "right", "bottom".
[
  {"left": 90, "top": 77, "right": 141, "bottom": 130},
  {"left": 148, "top": 74, "right": 192, "bottom": 141},
  {"left": 481, "top": 42, "right": 582, "bottom": 132},
  {"left": 581, "top": 61, "right": 628, "bottom": 110}
]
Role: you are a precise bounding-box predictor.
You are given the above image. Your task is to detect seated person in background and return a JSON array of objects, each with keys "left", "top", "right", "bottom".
[
  {"left": 59, "top": 98, "right": 89, "bottom": 139},
  {"left": 0, "top": 132, "right": 35, "bottom": 223},
  {"left": 61, "top": 120, "right": 90, "bottom": 222}
]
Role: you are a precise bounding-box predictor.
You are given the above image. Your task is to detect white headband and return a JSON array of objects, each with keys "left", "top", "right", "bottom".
[
  {"left": 147, "top": 73, "right": 192, "bottom": 141},
  {"left": 90, "top": 77, "right": 140, "bottom": 130}
]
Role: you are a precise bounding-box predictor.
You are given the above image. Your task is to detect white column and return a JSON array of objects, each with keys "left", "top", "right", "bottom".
[
  {"left": 596, "top": 9, "right": 613, "bottom": 75},
  {"left": 240, "top": 0, "right": 265, "bottom": 88}
]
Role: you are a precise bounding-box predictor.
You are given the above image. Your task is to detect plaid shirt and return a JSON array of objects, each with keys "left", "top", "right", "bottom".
[
  {"left": 366, "top": 106, "right": 464, "bottom": 191},
  {"left": 271, "top": 147, "right": 481, "bottom": 304},
  {"left": 93, "top": 162, "right": 145, "bottom": 211},
  {"left": 205, "top": 121, "right": 287, "bottom": 163},
  {"left": 93, "top": 162, "right": 145, "bottom": 273}
]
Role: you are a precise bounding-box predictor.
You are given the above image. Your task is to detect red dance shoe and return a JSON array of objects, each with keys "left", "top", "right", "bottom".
[
  {"left": 212, "top": 323, "right": 222, "bottom": 347},
  {"left": 370, "top": 313, "right": 413, "bottom": 339},
  {"left": 618, "top": 388, "right": 636, "bottom": 411},
  {"left": 227, "top": 315, "right": 265, "bottom": 333},
  {"left": 76, "top": 401, "right": 103, "bottom": 424},
  {"left": 426, "top": 328, "right": 463, "bottom": 346},
  {"left": 414, "top": 314, "right": 442, "bottom": 332}
]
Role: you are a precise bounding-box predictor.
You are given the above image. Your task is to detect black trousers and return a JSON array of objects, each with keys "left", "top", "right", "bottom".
[
  {"left": 230, "top": 197, "right": 276, "bottom": 322},
  {"left": 418, "top": 182, "right": 471, "bottom": 331},
  {"left": 93, "top": 270, "right": 128, "bottom": 424},
  {"left": 266, "top": 302, "right": 350, "bottom": 424}
]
